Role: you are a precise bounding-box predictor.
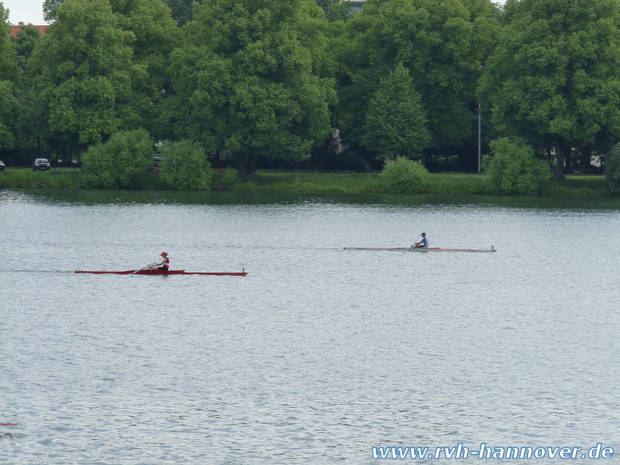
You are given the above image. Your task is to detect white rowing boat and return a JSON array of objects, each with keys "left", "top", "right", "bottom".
[{"left": 344, "top": 246, "right": 496, "bottom": 253}]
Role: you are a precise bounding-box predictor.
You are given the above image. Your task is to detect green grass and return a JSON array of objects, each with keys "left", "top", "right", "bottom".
[
  {"left": 244, "top": 171, "right": 487, "bottom": 194},
  {"left": 424, "top": 174, "right": 486, "bottom": 194},
  {"left": 0, "top": 169, "right": 83, "bottom": 188},
  {"left": 0, "top": 168, "right": 615, "bottom": 196},
  {"left": 242, "top": 172, "right": 613, "bottom": 196}
]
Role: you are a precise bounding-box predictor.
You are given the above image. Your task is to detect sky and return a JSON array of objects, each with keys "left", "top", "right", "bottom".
[{"left": 3, "top": 0, "right": 46, "bottom": 25}]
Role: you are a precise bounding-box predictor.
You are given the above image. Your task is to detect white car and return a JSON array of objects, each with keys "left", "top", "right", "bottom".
[{"left": 33, "top": 158, "right": 50, "bottom": 171}]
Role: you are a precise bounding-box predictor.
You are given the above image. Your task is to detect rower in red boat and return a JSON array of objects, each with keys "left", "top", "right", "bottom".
[{"left": 153, "top": 251, "right": 170, "bottom": 271}]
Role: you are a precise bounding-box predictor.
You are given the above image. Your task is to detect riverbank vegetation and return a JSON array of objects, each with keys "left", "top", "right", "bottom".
[
  {"left": 0, "top": 167, "right": 612, "bottom": 197},
  {"left": 2, "top": 0, "right": 620, "bottom": 194}
]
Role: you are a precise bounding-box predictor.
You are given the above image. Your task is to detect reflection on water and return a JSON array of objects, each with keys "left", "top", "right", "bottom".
[
  {"left": 6, "top": 188, "right": 620, "bottom": 210},
  {"left": 1, "top": 189, "right": 619, "bottom": 464}
]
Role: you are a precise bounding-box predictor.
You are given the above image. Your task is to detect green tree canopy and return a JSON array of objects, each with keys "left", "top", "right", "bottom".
[
  {"left": 479, "top": 0, "right": 620, "bottom": 181},
  {"left": 165, "top": 0, "right": 336, "bottom": 173},
  {"left": 162, "top": 0, "right": 197, "bottom": 26},
  {"left": 40, "top": 0, "right": 181, "bottom": 140},
  {"left": 43, "top": 0, "right": 62, "bottom": 21},
  {"left": 27, "top": 0, "right": 140, "bottom": 153},
  {"left": 9, "top": 24, "right": 42, "bottom": 69},
  {"left": 339, "top": 0, "right": 499, "bottom": 153},
  {"left": 316, "top": 0, "right": 353, "bottom": 22},
  {"left": 81, "top": 129, "right": 153, "bottom": 188},
  {"left": 108, "top": 0, "right": 182, "bottom": 136},
  {"left": 0, "top": 1, "right": 18, "bottom": 150},
  {"left": 361, "top": 63, "right": 431, "bottom": 158}
]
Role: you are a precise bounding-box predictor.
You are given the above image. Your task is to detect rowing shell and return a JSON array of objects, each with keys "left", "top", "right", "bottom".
[
  {"left": 344, "top": 247, "right": 496, "bottom": 253},
  {"left": 75, "top": 270, "right": 248, "bottom": 275}
]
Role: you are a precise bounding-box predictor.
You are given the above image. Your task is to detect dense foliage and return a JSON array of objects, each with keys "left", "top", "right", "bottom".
[
  {"left": 483, "top": 137, "right": 550, "bottom": 195},
  {"left": 361, "top": 63, "right": 431, "bottom": 159},
  {"left": 27, "top": 0, "right": 139, "bottom": 153},
  {"left": 81, "top": 129, "right": 154, "bottom": 188},
  {"left": 164, "top": 0, "right": 335, "bottom": 174},
  {"left": 159, "top": 140, "right": 213, "bottom": 190},
  {"left": 0, "top": 2, "right": 18, "bottom": 150},
  {"left": 479, "top": 0, "right": 620, "bottom": 181},
  {"left": 9, "top": 24, "right": 41, "bottom": 69},
  {"left": 339, "top": 0, "right": 499, "bottom": 165},
  {"left": 3, "top": 0, "right": 620, "bottom": 193},
  {"left": 380, "top": 156, "right": 429, "bottom": 194},
  {"left": 604, "top": 143, "right": 620, "bottom": 190}
]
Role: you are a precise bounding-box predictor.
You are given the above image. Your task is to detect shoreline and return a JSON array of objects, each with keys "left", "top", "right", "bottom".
[{"left": 0, "top": 169, "right": 614, "bottom": 196}]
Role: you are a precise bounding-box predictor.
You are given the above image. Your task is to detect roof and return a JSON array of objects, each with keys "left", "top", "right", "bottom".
[{"left": 9, "top": 23, "right": 50, "bottom": 38}]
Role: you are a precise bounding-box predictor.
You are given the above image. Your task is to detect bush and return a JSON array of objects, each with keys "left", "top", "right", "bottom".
[
  {"left": 604, "top": 143, "right": 620, "bottom": 190},
  {"left": 483, "top": 138, "right": 550, "bottom": 195},
  {"left": 82, "top": 129, "right": 154, "bottom": 189},
  {"left": 159, "top": 140, "right": 213, "bottom": 190},
  {"left": 380, "top": 157, "right": 429, "bottom": 194},
  {"left": 221, "top": 168, "right": 239, "bottom": 190}
]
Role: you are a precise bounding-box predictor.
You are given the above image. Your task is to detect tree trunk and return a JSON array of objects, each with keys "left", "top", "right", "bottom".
[
  {"left": 235, "top": 152, "right": 247, "bottom": 177},
  {"left": 554, "top": 144, "right": 566, "bottom": 182},
  {"left": 248, "top": 153, "right": 256, "bottom": 174},
  {"left": 235, "top": 152, "right": 257, "bottom": 176}
]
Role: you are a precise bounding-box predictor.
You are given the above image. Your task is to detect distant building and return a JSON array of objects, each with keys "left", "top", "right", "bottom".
[
  {"left": 9, "top": 22, "right": 50, "bottom": 38},
  {"left": 350, "top": 1, "right": 365, "bottom": 13}
]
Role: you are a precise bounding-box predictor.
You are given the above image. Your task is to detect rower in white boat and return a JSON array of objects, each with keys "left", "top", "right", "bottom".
[{"left": 413, "top": 233, "right": 428, "bottom": 249}]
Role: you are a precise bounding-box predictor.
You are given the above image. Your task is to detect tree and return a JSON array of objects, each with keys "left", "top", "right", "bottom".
[
  {"left": 604, "top": 143, "right": 620, "bottom": 190},
  {"left": 27, "top": 0, "right": 145, "bottom": 155},
  {"left": 108, "top": 0, "right": 183, "bottom": 137},
  {"left": 0, "top": 1, "right": 18, "bottom": 151},
  {"left": 339, "top": 0, "right": 499, "bottom": 155},
  {"left": 479, "top": 0, "right": 620, "bottom": 182},
  {"left": 9, "top": 24, "right": 42, "bottom": 69},
  {"left": 162, "top": 0, "right": 197, "bottom": 26},
  {"left": 43, "top": 0, "right": 62, "bottom": 21},
  {"left": 165, "top": 0, "right": 336, "bottom": 174},
  {"left": 483, "top": 137, "right": 550, "bottom": 195},
  {"left": 361, "top": 63, "right": 431, "bottom": 159},
  {"left": 81, "top": 129, "right": 153, "bottom": 188},
  {"left": 316, "top": 0, "right": 353, "bottom": 22},
  {"left": 159, "top": 140, "right": 213, "bottom": 190},
  {"left": 40, "top": 0, "right": 182, "bottom": 139}
]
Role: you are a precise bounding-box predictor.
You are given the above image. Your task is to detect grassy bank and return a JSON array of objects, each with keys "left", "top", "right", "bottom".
[
  {"left": 232, "top": 171, "right": 485, "bottom": 194},
  {"left": 0, "top": 168, "right": 613, "bottom": 196},
  {"left": 0, "top": 168, "right": 83, "bottom": 188},
  {"left": 0, "top": 168, "right": 170, "bottom": 190},
  {"left": 239, "top": 171, "right": 612, "bottom": 196}
]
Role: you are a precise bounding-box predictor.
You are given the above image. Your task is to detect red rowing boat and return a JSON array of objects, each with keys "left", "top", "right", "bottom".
[{"left": 75, "top": 270, "right": 248, "bottom": 276}]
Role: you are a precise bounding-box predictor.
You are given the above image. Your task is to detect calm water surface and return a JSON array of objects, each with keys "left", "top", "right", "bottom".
[{"left": 1, "top": 189, "right": 620, "bottom": 464}]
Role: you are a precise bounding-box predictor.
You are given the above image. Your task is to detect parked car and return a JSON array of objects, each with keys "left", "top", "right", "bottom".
[
  {"left": 0, "top": 160, "right": 5, "bottom": 171},
  {"left": 33, "top": 158, "right": 51, "bottom": 171}
]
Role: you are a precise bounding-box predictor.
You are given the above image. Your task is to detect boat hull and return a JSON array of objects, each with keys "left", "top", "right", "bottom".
[
  {"left": 344, "top": 247, "right": 496, "bottom": 253},
  {"left": 75, "top": 270, "right": 248, "bottom": 275}
]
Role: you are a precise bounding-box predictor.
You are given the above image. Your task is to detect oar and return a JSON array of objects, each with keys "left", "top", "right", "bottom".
[{"left": 133, "top": 263, "right": 153, "bottom": 274}]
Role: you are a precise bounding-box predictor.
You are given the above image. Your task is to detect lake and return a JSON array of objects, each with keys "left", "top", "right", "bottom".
[{"left": 1, "top": 189, "right": 620, "bottom": 464}]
